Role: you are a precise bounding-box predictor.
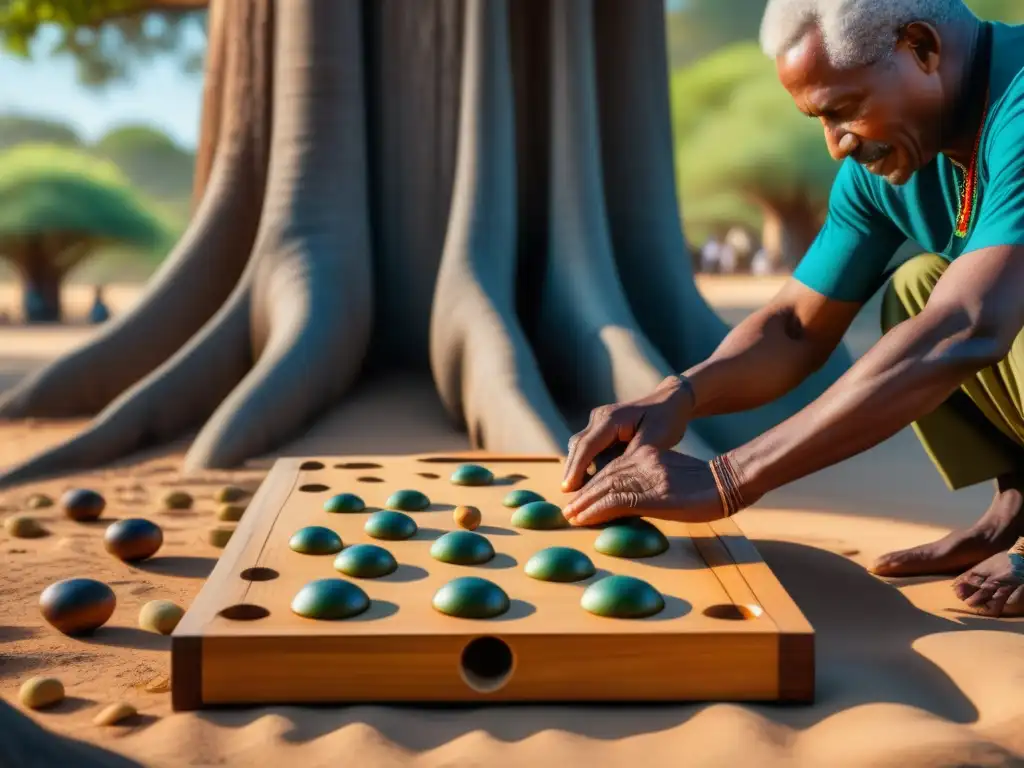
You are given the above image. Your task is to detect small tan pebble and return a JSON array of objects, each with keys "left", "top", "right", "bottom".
[
  {"left": 93, "top": 702, "right": 137, "bottom": 726},
  {"left": 26, "top": 493, "right": 53, "bottom": 509},
  {"left": 19, "top": 676, "right": 64, "bottom": 709},
  {"left": 162, "top": 490, "right": 193, "bottom": 510},
  {"left": 453, "top": 505, "right": 482, "bottom": 531},
  {"left": 215, "top": 485, "right": 247, "bottom": 504},
  {"left": 216, "top": 503, "right": 246, "bottom": 522},
  {"left": 143, "top": 675, "right": 170, "bottom": 693},
  {"left": 208, "top": 526, "right": 234, "bottom": 548},
  {"left": 4, "top": 515, "right": 47, "bottom": 539},
  {"left": 138, "top": 600, "right": 184, "bottom": 635}
]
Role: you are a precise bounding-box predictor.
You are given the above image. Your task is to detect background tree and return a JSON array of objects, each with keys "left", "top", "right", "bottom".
[
  {"left": 0, "top": 0, "right": 855, "bottom": 489},
  {"left": 0, "top": 114, "right": 82, "bottom": 151},
  {"left": 0, "top": 143, "right": 170, "bottom": 322},
  {"left": 93, "top": 124, "right": 195, "bottom": 203}
]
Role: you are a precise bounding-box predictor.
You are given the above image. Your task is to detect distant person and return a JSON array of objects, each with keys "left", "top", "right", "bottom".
[
  {"left": 750, "top": 247, "right": 772, "bottom": 276},
  {"left": 88, "top": 284, "right": 110, "bottom": 324},
  {"left": 559, "top": 0, "right": 1024, "bottom": 617},
  {"left": 699, "top": 237, "right": 721, "bottom": 273},
  {"left": 717, "top": 242, "right": 738, "bottom": 274}
]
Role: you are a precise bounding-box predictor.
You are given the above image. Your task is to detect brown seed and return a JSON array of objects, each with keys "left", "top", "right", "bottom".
[
  {"left": 26, "top": 493, "right": 53, "bottom": 509},
  {"left": 215, "top": 485, "right": 247, "bottom": 504},
  {"left": 216, "top": 503, "right": 246, "bottom": 522},
  {"left": 144, "top": 675, "right": 170, "bottom": 693},
  {"left": 162, "top": 490, "right": 193, "bottom": 510},
  {"left": 139, "top": 600, "right": 184, "bottom": 635},
  {"left": 453, "top": 505, "right": 482, "bottom": 531},
  {"left": 19, "top": 677, "right": 64, "bottom": 709},
  {"left": 208, "top": 526, "right": 234, "bottom": 548},
  {"left": 93, "top": 702, "right": 137, "bottom": 726},
  {"left": 4, "top": 515, "right": 47, "bottom": 539}
]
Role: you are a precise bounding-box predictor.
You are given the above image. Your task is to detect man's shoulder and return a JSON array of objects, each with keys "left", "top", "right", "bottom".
[{"left": 989, "top": 22, "right": 1024, "bottom": 129}]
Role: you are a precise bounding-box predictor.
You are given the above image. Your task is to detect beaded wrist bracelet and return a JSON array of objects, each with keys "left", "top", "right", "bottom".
[
  {"left": 1009, "top": 553, "right": 1024, "bottom": 581},
  {"left": 708, "top": 453, "right": 744, "bottom": 518}
]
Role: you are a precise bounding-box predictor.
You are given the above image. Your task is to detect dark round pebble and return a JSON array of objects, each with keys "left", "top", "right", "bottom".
[
  {"left": 39, "top": 578, "right": 116, "bottom": 635},
  {"left": 103, "top": 518, "right": 164, "bottom": 562},
  {"left": 61, "top": 489, "right": 105, "bottom": 522}
]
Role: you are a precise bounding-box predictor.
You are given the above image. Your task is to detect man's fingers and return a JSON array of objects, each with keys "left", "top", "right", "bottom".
[
  {"left": 562, "top": 415, "right": 622, "bottom": 492},
  {"left": 572, "top": 492, "right": 643, "bottom": 528},
  {"left": 562, "top": 461, "right": 636, "bottom": 523},
  {"left": 977, "top": 584, "right": 1015, "bottom": 616}
]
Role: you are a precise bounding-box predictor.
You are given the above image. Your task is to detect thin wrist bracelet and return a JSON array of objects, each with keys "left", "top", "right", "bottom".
[{"left": 708, "top": 453, "right": 745, "bottom": 518}]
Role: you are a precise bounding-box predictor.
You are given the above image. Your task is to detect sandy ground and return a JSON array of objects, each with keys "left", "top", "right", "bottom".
[{"left": 1, "top": 277, "right": 1022, "bottom": 767}]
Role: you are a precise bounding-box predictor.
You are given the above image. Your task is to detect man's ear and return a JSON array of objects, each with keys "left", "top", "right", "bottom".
[{"left": 897, "top": 21, "right": 942, "bottom": 74}]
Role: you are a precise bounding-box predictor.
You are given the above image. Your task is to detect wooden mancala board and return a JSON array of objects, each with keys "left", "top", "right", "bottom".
[{"left": 171, "top": 453, "right": 814, "bottom": 709}]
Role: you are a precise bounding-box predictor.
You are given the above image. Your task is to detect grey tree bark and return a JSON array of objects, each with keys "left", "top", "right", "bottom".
[{"left": 0, "top": 0, "right": 850, "bottom": 489}]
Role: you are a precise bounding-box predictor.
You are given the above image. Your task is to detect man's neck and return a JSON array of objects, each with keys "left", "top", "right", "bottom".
[{"left": 939, "top": 20, "right": 989, "bottom": 166}]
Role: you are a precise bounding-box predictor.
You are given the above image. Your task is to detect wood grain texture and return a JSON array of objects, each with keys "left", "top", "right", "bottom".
[{"left": 171, "top": 452, "right": 814, "bottom": 708}]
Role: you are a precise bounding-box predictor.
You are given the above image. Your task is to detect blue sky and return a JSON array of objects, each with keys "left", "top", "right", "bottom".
[{"left": 0, "top": 25, "right": 204, "bottom": 149}]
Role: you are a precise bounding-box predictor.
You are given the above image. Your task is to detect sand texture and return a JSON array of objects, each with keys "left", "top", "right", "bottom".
[{"left": 2, "top": 279, "right": 1024, "bottom": 767}]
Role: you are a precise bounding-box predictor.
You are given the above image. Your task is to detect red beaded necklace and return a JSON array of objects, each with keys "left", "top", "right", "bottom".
[{"left": 952, "top": 95, "right": 987, "bottom": 239}]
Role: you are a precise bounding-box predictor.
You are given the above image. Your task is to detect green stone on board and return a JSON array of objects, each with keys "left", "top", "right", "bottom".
[
  {"left": 581, "top": 574, "right": 664, "bottom": 618},
  {"left": 364, "top": 509, "right": 417, "bottom": 540},
  {"left": 291, "top": 578, "right": 370, "bottom": 620},
  {"left": 432, "top": 576, "right": 510, "bottom": 619},
  {"left": 593, "top": 519, "right": 669, "bottom": 559},
  {"left": 288, "top": 525, "right": 343, "bottom": 555},
  {"left": 511, "top": 500, "right": 568, "bottom": 530},
  {"left": 430, "top": 530, "right": 495, "bottom": 565},
  {"left": 502, "top": 489, "right": 545, "bottom": 508},
  {"left": 385, "top": 489, "right": 430, "bottom": 512},
  {"left": 333, "top": 543, "right": 397, "bottom": 578},
  {"left": 524, "top": 546, "right": 596, "bottom": 583},
  {"left": 449, "top": 463, "right": 494, "bottom": 486},
  {"left": 324, "top": 493, "right": 365, "bottom": 513}
]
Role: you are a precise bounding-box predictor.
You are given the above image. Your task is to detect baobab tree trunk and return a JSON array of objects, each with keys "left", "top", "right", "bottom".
[
  {"left": 20, "top": 236, "right": 64, "bottom": 323},
  {"left": 759, "top": 194, "right": 825, "bottom": 270},
  {"left": 0, "top": 0, "right": 851, "bottom": 489}
]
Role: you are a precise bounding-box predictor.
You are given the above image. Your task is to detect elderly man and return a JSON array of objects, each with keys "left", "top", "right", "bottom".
[{"left": 560, "top": 0, "right": 1024, "bottom": 616}]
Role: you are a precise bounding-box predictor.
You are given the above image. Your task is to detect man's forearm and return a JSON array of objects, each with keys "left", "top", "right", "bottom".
[
  {"left": 683, "top": 305, "right": 840, "bottom": 419},
  {"left": 729, "top": 307, "right": 1007, "bottom": 504}
]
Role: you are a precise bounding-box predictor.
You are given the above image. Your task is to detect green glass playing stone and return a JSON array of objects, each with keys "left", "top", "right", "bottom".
[
  {"left": 323, "top": 493, "right": 365, "bottom": 513},
  {"left": 502, "top": 489, "right": 545, "bottom": 508},
  {"left": 511, "top": 500, "right": 568, "bottom": 530},
  {"left": 385, "top": 489, "right": 430, "bottom": 511},
  {"left": 449, "top": 463, "right": 494, "bottom": 486},
  {"left": 333, "top": 543, "right": 397, "bottom": 578},
  {"left": 525, "top": 546, "right": 596, "bottom": 582},
  {"left": 432, "top": 576, "right": 510, "bottom": 619},
  {"left": 364, "top": 509, "right": 417, "bottom": 540},
  {"left": 288, "top": 525, "right": 343, "bottom": 555},
  {"left": 593, "top": 519, "right": 669, "bottom": 558},
  {"left": 430, "top": 530, "right": 495, "bottom": 565},
  {"left": 291, "top": 578, "right": 370, "bottom": 620},
  {"left": 581, "top": 574, "right": 664, "bottom": 618}
]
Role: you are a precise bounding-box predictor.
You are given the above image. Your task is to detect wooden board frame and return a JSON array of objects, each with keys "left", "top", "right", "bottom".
[{"left": 172, "top": 453, "right": 814, "bottom": 709}]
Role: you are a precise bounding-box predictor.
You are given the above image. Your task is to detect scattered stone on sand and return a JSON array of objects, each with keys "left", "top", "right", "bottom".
[
  {"left": 26, "top": 493, "right": 53, "bottom": 509},
  {"left": 39, "top": 577, "right": 116, "bottom": 635},
  {"left": 104, "top": 518, "right": 163, "bottom": 562},
  {"left": 217, "top": 503, "right": 246, "bottom": 522},
  {"left": 162, "top": 490, "right": 194, "bottom": 510},
  {"left": 215, "top": 485, "right": 247, "bottom": 504},
  {"left": 93, "top": 702, "right": 137, "bottom": 726},
  {"left": 208, "top": 526, "right": 234, "bottom": 548},
  {"left": 4, "top": 514, "right": 47, "bottom": 539},
  {"left": 61, "top": 488, "right": 106, "bottom": 522},
  {"left": 19, "top": 676, "right": 64, "bottom": 709},
  {"left": 143, "top": 675, "right": 170, "bottom": 693},
  {"left": 453, "top": 505, "right": 481, "bottom": 531},
  {"left": 139, "top": 600, "right": 185, "bottom": 635}
]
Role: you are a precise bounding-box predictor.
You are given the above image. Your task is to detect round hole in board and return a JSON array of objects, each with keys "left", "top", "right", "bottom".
[
  {"left": 357, "top": 476, "right": 384, "bottom": 483},
  {"left": 300, "top": 461, "right": 325, "bottom": 470},
  {"left": 417, "top": 472, "right": 440, "bottom": 479},
  {"left": 459, "top": 636, "right": 514, "bottom": 693},
  {"left": 298, "top": 484, "right": 330, "bottom": 493},
  {"left": 335, "top": 462, "right": 383, "bottom": 470},
  {"left": 219, "top": 604, "right": 270, "bottom": 621},
  {"left": 240, "top": 567, "right": 279, "bottom": 582},
  {"left": 702, "top": 603, "right": 764, "bottom": 621}
]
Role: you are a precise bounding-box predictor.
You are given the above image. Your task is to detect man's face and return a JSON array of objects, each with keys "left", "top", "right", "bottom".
[{"left": 776, "top": 24, "right": 946, "bottom": 185}]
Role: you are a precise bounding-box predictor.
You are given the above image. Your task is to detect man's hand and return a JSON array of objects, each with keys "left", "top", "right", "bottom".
[
  {"left": 561, "top": 375, "right": 696, "bottom": 493},
  {"left": 561, "top": 445, "right": 723, "bottom": 527}
]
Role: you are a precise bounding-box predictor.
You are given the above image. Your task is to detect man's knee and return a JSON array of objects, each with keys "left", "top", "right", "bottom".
[{"left": 880, "top": 253, "right": 950, "bottom": 334}]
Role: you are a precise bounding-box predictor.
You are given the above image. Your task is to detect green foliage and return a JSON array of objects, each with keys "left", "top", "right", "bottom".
[
  {"left": 0, "top": 142, "right": 173, "bottom": 252},
  {"left": 0, "top": 113, "right": 82, "bottom": 151},
  {"left": 0, "top": 0, "right": 206, "bottom": 87},
  {"left": 94, "top": 123, "right": 194, "bottom": 200}
]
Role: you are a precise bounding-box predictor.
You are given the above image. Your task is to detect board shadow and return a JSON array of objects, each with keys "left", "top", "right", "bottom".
[
  {"left": 82, "top": 627, "right": 170, "bottom": 652},
  {"left": 425, "top": 504, "right": 456, "bottom": 513},
  {"left": 639, "top": 595, "right": 691, "bottom": 621},
  {"left": 132, "top": 555, "right": 217, "bottom": 578},
  {"left": 0, "top": 626, "right": 38, "bottom": 643},
  {"left": 379, "top": 565, "right": 429, "bottom": 583},
  {"left": 349, "top": 601, "right": 399, "bottom": 621},
  {"left": 492, "top": 474, "right": 529, "bottom": 486},
  {"left": 475, "top": 525, "right": 518, "bottom": 537},
  {"left": 44, "top": 696, "right": 94, "bottom": 715},
  {"left": 489, "top": 599, "right": 536, "bottom": 621}
]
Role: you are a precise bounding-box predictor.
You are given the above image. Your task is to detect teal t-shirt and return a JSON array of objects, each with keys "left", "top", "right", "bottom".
[{"left": 794, "top": 21, "right": 1024, "bottom": 304}]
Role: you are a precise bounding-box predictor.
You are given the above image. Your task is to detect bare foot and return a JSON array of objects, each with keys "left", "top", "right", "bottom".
[
  {"left": 951, "top": 550, "right": 1024, "bottom": 617},
  {"left": 870, "top": 475, "right": 1024, "bottom": 577}
]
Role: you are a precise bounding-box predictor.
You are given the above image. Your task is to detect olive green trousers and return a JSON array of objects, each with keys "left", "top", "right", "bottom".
[{"left": 881, "top": 253, "right": 1024, "bottom": 490}]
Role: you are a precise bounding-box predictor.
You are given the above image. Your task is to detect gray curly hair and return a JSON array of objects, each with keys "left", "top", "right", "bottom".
[{"left": 759, "top": 0, "right": 977, "bottom": 69}]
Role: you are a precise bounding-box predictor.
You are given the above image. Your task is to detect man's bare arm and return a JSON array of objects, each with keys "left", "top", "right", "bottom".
[
  {"left": 684, "top": 279, "right": 862, "bottom": 419},
  {"left": 731, "top": 245, "right": 1024, "bottom": 503}
]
